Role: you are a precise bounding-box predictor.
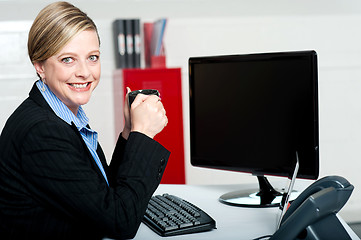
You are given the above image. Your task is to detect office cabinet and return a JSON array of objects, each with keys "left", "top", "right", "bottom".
[{"left": 113, "top": 68, "right": 185, "bottom": 184}]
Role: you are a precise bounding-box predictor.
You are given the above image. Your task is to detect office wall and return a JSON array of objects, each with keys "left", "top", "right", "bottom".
[{"left": 1, "top": 0, "right": 361, "bottom": 222}]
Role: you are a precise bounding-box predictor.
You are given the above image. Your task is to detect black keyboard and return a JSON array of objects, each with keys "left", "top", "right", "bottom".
[{"left": 143, "top": 193, "right": 216, "bottom": 237}]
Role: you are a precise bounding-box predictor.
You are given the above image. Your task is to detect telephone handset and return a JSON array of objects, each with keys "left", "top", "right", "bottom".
[{"left": 270, "top": 175, "right": 354, "bottom": 240}]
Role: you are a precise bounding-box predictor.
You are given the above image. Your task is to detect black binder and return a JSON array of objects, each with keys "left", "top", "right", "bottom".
[
  {"left": 124, "top": 19, "right": 134, "bottom": 68},
  {"left": 133, "top": 19, "right": 141, "bottom": 68},
  {"left": 112, "top": 19, "right": 126, "bottom": 69}
]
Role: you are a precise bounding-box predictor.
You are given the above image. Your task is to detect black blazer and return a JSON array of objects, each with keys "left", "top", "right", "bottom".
[{"left": 0, "top": 83, "right": 170, "bottom": 240}]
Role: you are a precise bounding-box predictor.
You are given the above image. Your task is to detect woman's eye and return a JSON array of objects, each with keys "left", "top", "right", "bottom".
[
  {"left": 62, "top": 57, "right": 73, "bottom": 64},
  {"left": 89, "top": 55, "right": 99, "bottom": 62}
]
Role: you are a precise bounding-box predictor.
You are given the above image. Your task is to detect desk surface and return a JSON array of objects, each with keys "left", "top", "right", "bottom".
[{"left": 132, "top": 183, "right": 360, "bottom": 240}]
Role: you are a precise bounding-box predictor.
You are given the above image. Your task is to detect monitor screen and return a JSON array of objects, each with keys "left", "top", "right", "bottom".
[{"left": 189, "top": 51, "right": 319, "bottom": 180}]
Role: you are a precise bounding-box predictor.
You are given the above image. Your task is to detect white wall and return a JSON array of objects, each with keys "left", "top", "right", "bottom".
[{"left": 1, "top": 0, "right": 361, "bottom": 222}]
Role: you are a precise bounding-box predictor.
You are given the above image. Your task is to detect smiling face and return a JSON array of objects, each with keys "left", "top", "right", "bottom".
[{"left": 34, "top": 30, "right": 101, "bottom": 115}]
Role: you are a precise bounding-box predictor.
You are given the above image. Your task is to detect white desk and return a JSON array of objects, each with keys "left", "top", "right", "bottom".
[{"left": 132, "top": 184, "right": 360, "bottom": 240}]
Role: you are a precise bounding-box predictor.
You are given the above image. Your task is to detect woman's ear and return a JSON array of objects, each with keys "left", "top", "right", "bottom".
[{"left": 33, "top": 61, "right": 45, "bottom": 80}]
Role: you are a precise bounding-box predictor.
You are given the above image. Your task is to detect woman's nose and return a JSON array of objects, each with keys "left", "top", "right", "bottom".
[{"left": 75, "top": 60, "right": 91, "bottom": 79}]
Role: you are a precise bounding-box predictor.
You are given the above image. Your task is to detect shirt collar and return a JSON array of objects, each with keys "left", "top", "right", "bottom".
[{"left": 36, "top": 80, "right": 89, "bottom": 130}]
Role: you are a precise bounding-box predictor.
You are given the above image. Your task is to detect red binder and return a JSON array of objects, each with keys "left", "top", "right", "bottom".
[{"left": 113, "top": 68, "right": 185, "bottom": 184}]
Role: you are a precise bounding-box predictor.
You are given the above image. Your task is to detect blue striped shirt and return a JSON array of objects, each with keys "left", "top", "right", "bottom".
[{"left": 36, "top": 80, "right": 109, "bottom": 186}]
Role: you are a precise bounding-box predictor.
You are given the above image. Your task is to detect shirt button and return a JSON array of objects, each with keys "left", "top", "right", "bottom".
[{"left": 160, "top": 158, "right": 166, "bottom": 165}]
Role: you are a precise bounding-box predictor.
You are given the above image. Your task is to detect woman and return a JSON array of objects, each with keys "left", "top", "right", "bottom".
[{"left": 0, "top": 2, "right": 169, "bottom": 239}]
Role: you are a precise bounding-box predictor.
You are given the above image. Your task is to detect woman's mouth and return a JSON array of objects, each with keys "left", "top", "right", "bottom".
[
  {"left": 67, "top": 82, "right": 92, "bottom": 92},
  {"left": 69, "top": 82, "right": 90, "bottom": 89}
]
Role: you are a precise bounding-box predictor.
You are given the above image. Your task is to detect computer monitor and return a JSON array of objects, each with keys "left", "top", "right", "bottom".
[{"left": 188, "top": 50, "right": 319, "bottom": 207}]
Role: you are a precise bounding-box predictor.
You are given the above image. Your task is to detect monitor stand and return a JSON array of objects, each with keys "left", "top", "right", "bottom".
[{"left": 219, "top": 153, "right": 300, "bottom": 208}]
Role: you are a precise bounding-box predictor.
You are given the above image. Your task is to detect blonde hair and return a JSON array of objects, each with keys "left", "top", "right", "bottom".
[{"left": 28, "top": 1, "right": 99, "bottom": 64}]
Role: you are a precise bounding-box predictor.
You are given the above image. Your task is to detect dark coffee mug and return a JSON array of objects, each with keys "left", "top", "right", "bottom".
[{"left": 128, "top": 89, "right": 160, "bottom": 106}]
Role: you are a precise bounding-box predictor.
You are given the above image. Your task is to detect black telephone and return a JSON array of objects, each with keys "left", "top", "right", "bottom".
[{"left": 270, "top": 175, "right": 354, "bottom": 240}]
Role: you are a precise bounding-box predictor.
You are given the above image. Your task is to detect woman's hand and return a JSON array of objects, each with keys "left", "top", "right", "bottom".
[{"left": 130, "top": 93, "right": 168, "bottom": 139}]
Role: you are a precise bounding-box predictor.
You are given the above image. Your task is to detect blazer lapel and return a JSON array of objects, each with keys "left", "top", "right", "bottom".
[{"left": 70, "top": 122, "right": 108, "bottom": 177}]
